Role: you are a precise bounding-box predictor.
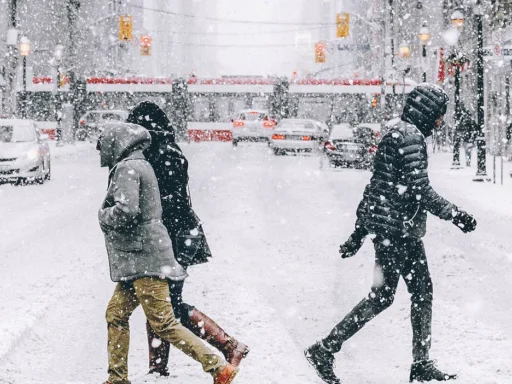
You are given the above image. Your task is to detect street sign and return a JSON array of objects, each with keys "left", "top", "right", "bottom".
[
  {"left": 484, "top": 45, "right": 512, "bottom": 59},
  {"left": 494, "top": 44, "right": 502, "bottom": 57},
  {"left": 337, "top": 43, "right": 371, "bottom": 51},
  {"left": 492, "top": 31, "right": 502, "bottom": 44}
]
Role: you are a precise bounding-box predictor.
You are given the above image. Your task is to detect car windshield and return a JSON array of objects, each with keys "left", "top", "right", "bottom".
[
  {"left": 239, "top": 112, "right": 265, "bottom": 121},
  {"left": 0, "top": 125, "right": 35, "bottom": 143}
]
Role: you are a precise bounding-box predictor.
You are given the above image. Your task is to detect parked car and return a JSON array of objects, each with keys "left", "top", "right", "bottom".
[
  {"left": 270, "top": 118, "right": 327, "bottom": 155},
  {"left": 0, "top": 119, "right": 51, "bottom": 185},
  {"left": 231, "top": 109, "right": 276, "bottom": 146},
  {"left": 77, "top": 110, "right": 129, "bottom": 141},
  {"left": 322, "top": 124, "right": 378, "bottom": 169}
]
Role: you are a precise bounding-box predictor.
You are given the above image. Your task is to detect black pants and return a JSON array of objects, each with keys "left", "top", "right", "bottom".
[
  {"left": 323, "top": 237, "right": 433, "bottom": 361},
  {"left": 168, "top": 279, "right": 194, "bottom": 323}
]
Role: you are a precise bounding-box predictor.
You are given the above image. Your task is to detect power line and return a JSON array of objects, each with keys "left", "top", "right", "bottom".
[
  {"left": 127, "top": 4, "right": 336, "bottom": 26},
  {"left": 169, "top": 42, "right": 314, "bottom": 48},
  {"left": 145, "top": 24, "right": 330, "bottom": 36}
]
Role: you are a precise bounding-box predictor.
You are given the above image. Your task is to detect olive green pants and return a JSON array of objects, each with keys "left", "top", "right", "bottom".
[{"left": 105, "top": 277, "right": 225, "bottom": 384}]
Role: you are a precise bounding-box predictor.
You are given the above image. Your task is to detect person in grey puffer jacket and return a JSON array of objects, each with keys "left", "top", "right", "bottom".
[
  {"left": 305, "top": 84, "right": 477, "bottom": 384},
  {"left": 98, "top": 123, "right": 239, "bottom": 384}
]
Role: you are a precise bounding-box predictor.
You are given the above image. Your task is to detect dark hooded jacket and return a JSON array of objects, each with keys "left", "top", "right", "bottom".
[
  {"left": 97, "top": 122, "right": 187, "bottom": 282},
  {"left": 363, "top": 84, "right": 458, "bottom": 238},
  {"left": 126, "top": 101, "right": 211, "bottom": 266}
]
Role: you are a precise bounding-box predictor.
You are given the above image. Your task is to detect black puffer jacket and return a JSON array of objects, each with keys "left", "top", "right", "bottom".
[
  {"left": 126, "top": 101, "right": 211, "bottom": 266},
  {"left": 365, "top": 84, "right": 457, "bottom": 238}
]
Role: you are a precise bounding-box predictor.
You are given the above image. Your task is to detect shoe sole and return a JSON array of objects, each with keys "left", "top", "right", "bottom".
[
  {"left": 226, "top": 367, "right": 239, "bottom": 384},
  {"left": 304, "top": 350, "right": 340, "bottom": 384},
  {"left": 410, "top": 373, "right": 458, "bottom": 382}
]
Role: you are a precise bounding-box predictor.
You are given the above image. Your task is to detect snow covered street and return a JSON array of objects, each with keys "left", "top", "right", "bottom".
[{"left": 1, "top": 143, "right": 511, "bottom": 384}]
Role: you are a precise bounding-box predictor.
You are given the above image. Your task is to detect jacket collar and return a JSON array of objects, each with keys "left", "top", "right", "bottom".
[{"left": 108, "top": 150, "right": 146, "bottom": 181}]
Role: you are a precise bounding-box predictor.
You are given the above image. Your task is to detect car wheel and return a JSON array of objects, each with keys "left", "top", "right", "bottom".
[
  {"left": 45, "top": 161, "right": 52, "bottom": 181},
  {"left": 36, "top": 164, "right": 45, "bottom": 185},
  {"left": 273, "top": 148, "right": 283, "bottom": 156},
  {"left": 232, "top": 139, "right": 238, "bottom": 147},
  {"left": 14, "top": 178, "right": 26, "bottom": 186}
]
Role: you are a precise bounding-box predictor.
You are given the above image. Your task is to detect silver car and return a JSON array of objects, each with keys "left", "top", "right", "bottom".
[
  {"left": 77, "top": 110, "right": 129, "bottom": 142},
  {"left": 0, "top": 119, "right": 51, "bottom": 185},
  {"left": 322, "top": 124, "right": 378, "bottom": 169},
  {"left": 231, "top": 109, "right": 276, "bottom": 146},
  {"left": 270, "top": 119, "right": 327, "bottom": 155}
]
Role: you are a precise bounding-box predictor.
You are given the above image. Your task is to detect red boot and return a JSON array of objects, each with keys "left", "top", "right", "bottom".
[
  {"left": 214, "top": 364, "right": 239, "bottom": 384},
  {"left": 145, "top": 321, "right": 170, "bottom": 376},
  {"left": 183, "top": 308, "right": 250, "bottom": 367}
]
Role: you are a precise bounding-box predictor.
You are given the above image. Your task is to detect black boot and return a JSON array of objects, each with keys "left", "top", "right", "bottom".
[
  {"left": 304, "top": 342, "right": 341, "bottom": 384},
  {"left": 410, "top": 360, "right": 457, "bottom": 382}
]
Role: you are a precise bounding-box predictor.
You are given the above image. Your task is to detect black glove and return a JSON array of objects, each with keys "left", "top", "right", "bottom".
[
  {"left": 452, "top": 210, "right": 477, "bottom": 233},
  {"left": 339, "top": 232, "right": 366, "bottom": 259}
]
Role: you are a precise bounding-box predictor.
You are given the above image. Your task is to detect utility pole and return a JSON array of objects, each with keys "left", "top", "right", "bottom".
[
  {"left": 66, "top": 0, "right": 81, "bottom": 142},
  {"left": 3, "top": 0, "right": 18, "bottom": 116}
]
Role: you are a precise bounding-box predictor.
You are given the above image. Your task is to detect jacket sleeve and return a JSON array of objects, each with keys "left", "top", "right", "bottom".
[
  {"left": 399, "top": 134, "right": 457, "bottom": 220},
  {"left": 354, "top": 184, "right": 370, "bottom": 235},
  {"left": 99, "top": 163, "right": 141, "bottom": 229}
]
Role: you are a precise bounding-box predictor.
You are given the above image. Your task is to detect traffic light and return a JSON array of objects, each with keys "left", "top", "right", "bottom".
[
  {"left": 371, "top": 94, "right": 378, "bottom": 108},
  {"left": 336, "top": 13, "right": 350, "bottom": 38},
  {"left": 119, "top": 16, "right": 133, "bottom": 41},
  {"left": 140, "top": 35, "right": 152, "bottom": 56},
  {"left": 315, "top": 42, "right": 326, "bottom": 63}
]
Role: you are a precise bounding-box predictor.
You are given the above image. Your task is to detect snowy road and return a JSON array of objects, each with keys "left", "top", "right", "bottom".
[{"left": 1, "top": 143, "right": 511, "bottom": 384}]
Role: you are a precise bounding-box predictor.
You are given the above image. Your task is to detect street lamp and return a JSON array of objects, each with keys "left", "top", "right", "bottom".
[
  {"left": 451, "top": 9, "right": 465, "bottom": 31},
  {"left": 398, "top": 42, "right": 411, "bottom": 58},
  {"left": 419, "top": 24, "right": 431, "bottom": 82},
  {"left": 19, "top": 36, "right": 30, "bottom": 119},
  {"left": 53, "top": 44, "right": 65, "bottom": 145}
]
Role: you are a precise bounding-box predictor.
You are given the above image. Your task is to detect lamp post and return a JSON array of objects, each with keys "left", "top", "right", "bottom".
[
  {"left": 473, "top": 0, "right": 489, "bottom": 181},
  {"left": 19, "top": 36, "right": 30, "bottom": 119},
  {"left": 52, "top": 44, "right": 64, "bottom": 145},
  {"left": 419, "top": 24, "right": 431, "bottom": 82},
  {"left": 397, "top": 42, "right": 411, "bottom": 104},
  {"left": 450, "top": 10, "right": 465, "bottom": 168}
]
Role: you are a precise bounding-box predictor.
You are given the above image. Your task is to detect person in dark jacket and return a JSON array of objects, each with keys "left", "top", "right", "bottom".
[
  {"left": 126, "top": 101, "right": 249, "bottom": 377},
  {"left": 452, "top": 105, "right": 478, "bottom": 167},
  {"left": 305, "top": 84, "right": 477, "bottom": 384},
  {"left": 98, "top": 123, "right": 238, "bottom": 384}
]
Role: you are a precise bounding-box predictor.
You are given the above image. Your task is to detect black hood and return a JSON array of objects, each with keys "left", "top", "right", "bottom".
[
  {"left": 126, "top": 101, "right": 175, "bottom": 142},
  {"left": 401, "top": 84, "right": 449, "bottom": 137}
]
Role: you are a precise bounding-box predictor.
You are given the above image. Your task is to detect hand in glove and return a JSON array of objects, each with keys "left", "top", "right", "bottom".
[
  {"left": 452, "top": 210, "right": 477, "bottom": 233},
  {"left": 339, "top": 231, "right": 366, "bottom": 259}
]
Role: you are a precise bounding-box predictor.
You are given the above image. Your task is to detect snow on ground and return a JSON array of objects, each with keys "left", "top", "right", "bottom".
[{"left": 0, "top": 142, "right": 511, "bottom": 384}]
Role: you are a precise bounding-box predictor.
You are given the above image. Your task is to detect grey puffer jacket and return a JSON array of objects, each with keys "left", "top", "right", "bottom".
[{"left": 97, "top": 123, "right": 187, "bottom": 282}]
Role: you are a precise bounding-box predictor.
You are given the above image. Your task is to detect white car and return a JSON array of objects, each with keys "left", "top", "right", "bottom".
[
  {"left": 231, "top": 110, "right": 276, "bottom": 146},
  {"left": 0, "top": 119, "right": 51, "bottom": 185},
  {"left": 270, "top": 119, "right": 328, "bottom": 155}
]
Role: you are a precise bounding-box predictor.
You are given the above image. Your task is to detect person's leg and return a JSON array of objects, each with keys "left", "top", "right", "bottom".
[
  {"left": 401, "top": 240, "right": 433, "bottom": 362},
  {"left": 402, "top": 240, "right": 456, "bottom": 381},
  {"left": 134, "top": 277, "right": 226, "bottom": 377},
  {"left": 181, "top": 304, "right": 250, "bottom": 367},
  {"left": 105, "top": 282, "right": 140, "bottom": 384},
  {"left": 146, "top": 279, "right": 185, "bottom": 375},
  {"left": 322, "top": 238, "right": 403, "bottom": 353}
]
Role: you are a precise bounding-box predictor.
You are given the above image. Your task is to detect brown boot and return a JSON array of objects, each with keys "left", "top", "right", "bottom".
[
  {"left": 183, "top": 308, "right": 250, "bottom": 367},
  {"left": 214, "top": 364, "right": 239, "bottom": 384},
  {"left": 145, "top": 321, "right": 170, "bottom": 376}
]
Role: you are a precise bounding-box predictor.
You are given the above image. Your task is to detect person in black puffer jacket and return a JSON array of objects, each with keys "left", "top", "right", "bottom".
[
  {"left": 126, "top": 101, "right": 249, "bottom": 377},
  {"left": 305, "top": 84, "right": 477, "bottom": 384}
]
